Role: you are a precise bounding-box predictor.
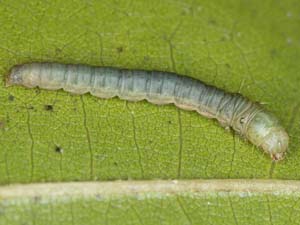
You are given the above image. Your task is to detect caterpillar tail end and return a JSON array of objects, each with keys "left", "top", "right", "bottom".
[
  {"left": 5, "top": 71, "right": 14, "bottom": 87},
  {"left": 271, "top": 152, "right": 285, "bottom": 162},
  {"left": 5, "top": 65, "right": 24, "bottom": 87}
]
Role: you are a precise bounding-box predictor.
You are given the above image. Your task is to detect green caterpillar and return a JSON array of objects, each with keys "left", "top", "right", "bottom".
[{"left": 7, "top": 62, "right": 289, "bottom": 161}]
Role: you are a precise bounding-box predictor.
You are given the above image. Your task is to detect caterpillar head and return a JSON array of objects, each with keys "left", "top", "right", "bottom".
[{"left": 245, "top": 110, "right": 289, "bottom": 161}]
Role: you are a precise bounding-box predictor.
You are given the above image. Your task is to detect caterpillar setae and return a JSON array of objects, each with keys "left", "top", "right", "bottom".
[{"left": 6, "top": 62, "right": 289, "bottom": 161}]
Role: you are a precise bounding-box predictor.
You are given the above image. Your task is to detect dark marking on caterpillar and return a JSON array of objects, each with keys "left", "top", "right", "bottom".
[
  {"left": 6, "top": 62, "right": 289, "bottom": 161},
  {"left": 44, "top": 104, "right": 54, "bottom": 111}
]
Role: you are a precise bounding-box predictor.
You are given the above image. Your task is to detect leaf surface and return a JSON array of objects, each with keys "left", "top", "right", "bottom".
[{"left": 0, "top": 0, "right": 299, "bottom": 224}]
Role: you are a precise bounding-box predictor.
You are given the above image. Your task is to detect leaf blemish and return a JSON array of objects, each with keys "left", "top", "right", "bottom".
[
  {"left": 27, "top": 105, "right": 34, "bottom": 110},
  {"left": 116, "top": 46, "right": 123, "bottom": 53},
  {"left": 55, "top": 146, "right": 63, "bottom": 154},
  {"left": 208, "top": 18, "right": 217, "bottom": 25},
  {"left": 44, "top": 104, "right": 54, "bottom": 111},
  {"left": 8, "top": 95, "right": 14, "bottom": 101}
]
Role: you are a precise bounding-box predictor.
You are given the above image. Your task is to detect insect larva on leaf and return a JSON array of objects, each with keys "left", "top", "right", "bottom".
[{"left": 6, "top": 62, "right": 289, "bottom": 161}]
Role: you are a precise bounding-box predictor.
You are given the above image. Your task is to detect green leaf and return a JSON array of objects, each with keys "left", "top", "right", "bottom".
[{"left": 0, "top": 0, "right": 299, "bottom": 224}]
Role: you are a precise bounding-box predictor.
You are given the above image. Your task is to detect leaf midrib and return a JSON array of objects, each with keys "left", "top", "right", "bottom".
[{"left": 1, "top": 179, "right": 300, "bottom": 202}]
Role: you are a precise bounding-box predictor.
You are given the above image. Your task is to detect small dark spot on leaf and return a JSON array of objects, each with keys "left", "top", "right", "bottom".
[
  {"left": 220, "top": 36, "right": 227, "bottom": 42},
  {"left": 44, "top": 104, "right": 53, "bottom": 111},
  {"left": 240, "top": 117, "right": 246, "bottom": 124},
  {"left": 33, "top": 196, "right": 42, "bottom": 203},
  {"left": 208, "top": 19, "right": 217, "bottom": 25},
  {"left": 55, "top": 146, "right": 63, "bottom": 154},
  {"left": 8, "top": 95, "right": 14, "bottom": 101},
  {"left": 270, "top": 49, "right": 278, "bottom": 58},
  {"left": 225, "top": 63, "right": 231, "bottom": 68},
  {"left": 116, "top": 46, "right": 123, "bottom": 53},
  {"left": 168, "top": 120, "right": 172, "bottom": 124},
  {"left": 27, "top": 105, "right": 34, "bottom": 110},
  {"left": 55, "top": 48, "right": 62, "bottom": 54},
  {"left": 95, "top": 194, "right": 103, "bottom": 200},
  {"left": 114, "top": 162, "right": 118, "bottom": 166}
]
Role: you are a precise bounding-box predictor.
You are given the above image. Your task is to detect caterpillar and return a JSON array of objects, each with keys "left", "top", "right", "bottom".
[{"left": 6, "top": 62, "right": 289, "bottom": 161}]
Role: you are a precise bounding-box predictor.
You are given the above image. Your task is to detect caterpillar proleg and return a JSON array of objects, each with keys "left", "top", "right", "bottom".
[{"left": 6, "top": 62, "right": 289, "bottom": 161}]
